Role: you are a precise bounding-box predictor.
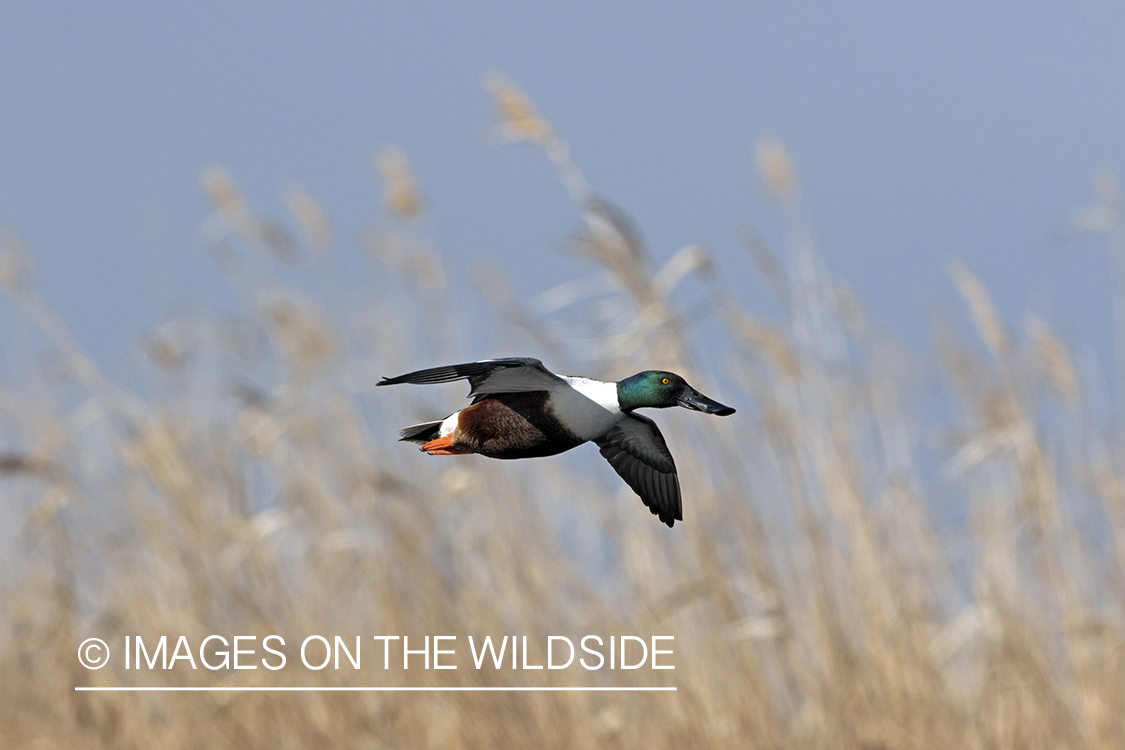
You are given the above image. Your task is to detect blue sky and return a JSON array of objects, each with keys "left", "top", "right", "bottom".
[{"left": 2, "top": 3, "right": 1123, "bottom": 380}]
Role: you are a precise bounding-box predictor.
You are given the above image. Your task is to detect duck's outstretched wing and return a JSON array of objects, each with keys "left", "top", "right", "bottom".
[
  {"left": 594, "top": 414, "right": 682, "bottom": 527},
  {"left": 377, "top": 358, "right": 566, "bottom": 397}
]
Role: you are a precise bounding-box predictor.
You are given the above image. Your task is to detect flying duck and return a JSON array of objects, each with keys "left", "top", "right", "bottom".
[{"left": 376, "top": 358, "right": 735, "bottom": 527}]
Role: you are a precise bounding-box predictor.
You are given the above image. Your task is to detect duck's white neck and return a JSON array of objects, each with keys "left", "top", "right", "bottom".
[
  {"left": 564, "top": 376, "right": 620, "bottom": 410},
  {"left": 555, "top": 376, "right": 623, "bottom": 439}
]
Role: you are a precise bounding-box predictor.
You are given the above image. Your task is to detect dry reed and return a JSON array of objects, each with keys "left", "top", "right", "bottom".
[{"left": 1, "top": 79, "right": 1123, "bottom": 749}]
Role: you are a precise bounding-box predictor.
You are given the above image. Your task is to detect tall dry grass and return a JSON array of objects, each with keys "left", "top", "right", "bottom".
[{"left": 2, "top": 76, "right": 1124, "bottom": 749}]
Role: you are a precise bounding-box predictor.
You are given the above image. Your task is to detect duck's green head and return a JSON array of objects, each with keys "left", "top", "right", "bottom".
[{"left": 616, "top": 371, "right": 736, "bottom": 416}]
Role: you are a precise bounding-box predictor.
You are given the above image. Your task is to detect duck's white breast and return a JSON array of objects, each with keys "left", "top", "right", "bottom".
[{"left": 551, "top": 376, "right": 623, "bottom": 441}]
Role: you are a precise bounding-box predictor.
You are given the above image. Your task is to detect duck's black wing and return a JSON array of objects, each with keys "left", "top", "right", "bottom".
[
  {"left": 376, "top": 358, "right": 566, "bottom": 397},
  {"left": 594, "top": 414, "right": 682, "bottom": 527}
]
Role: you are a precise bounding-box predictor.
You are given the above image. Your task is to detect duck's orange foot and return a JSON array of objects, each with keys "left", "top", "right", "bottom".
[{"left": 421, "top": 435, "right": 472, "bottom": 455}]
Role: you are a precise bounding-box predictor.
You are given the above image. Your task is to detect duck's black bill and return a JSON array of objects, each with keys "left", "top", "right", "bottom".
[{"left": 678, "top": 387, "right": 736, "bottom": 416}]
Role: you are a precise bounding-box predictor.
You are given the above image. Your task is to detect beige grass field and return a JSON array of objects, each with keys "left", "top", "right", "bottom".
[{"left": 2, "top": 78, "right": 1124, "bottom": 748}]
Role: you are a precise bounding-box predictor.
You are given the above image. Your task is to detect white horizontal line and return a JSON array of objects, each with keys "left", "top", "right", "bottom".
[{"left": 75, "top": 686, "right": 676, "bottom": 692}]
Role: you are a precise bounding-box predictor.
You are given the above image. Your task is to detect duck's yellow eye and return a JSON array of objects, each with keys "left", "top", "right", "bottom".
[{"left": 662, "top": 377, "right": 670, "bottom": 384}]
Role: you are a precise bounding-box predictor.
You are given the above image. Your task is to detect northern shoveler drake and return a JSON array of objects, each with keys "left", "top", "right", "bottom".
[{"left": 376, "top": 358, "right": 735, "bottom": 527}]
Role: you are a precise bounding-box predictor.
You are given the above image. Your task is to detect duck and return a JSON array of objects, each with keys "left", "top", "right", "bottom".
[{"left": 376, "top": 357, "right": 735, "bottom": 527}]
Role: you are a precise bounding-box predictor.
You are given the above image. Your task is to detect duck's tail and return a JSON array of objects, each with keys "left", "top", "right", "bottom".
[{"left": 398, "top": 420, "right": 444, "bottom": 445}]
